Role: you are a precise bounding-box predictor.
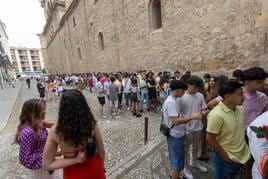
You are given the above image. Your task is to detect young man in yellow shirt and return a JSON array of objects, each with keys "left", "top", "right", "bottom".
[{"left": 207, "top": 80, "right": 250, "bottom": 179}]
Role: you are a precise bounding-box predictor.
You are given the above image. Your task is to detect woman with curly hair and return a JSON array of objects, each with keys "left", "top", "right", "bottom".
[
  {"left": 13, "top": 99, "right": 58, "bottom": 178},
  {"left": 43, "top": 90, "right": 106, "bottom": 179}
]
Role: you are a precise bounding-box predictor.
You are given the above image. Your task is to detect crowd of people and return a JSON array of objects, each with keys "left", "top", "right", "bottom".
[{"left": 13, "top": 66, "right": 268, "bottom": 179}]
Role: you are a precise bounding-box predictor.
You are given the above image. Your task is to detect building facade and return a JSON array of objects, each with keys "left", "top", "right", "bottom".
[
  {"left": 10, "top": 47, "right": 45, "bottom": 74},
  {"left": 39, "top": 0, "right": 268, "bottom": 74},
  {"left": 0, "top": 19, "right": 12, "bottom": 89}
]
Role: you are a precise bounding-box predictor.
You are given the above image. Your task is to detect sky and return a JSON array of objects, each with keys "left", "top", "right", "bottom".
[{"left": 0, "top": 0, "right": 45, "bottom": 48}]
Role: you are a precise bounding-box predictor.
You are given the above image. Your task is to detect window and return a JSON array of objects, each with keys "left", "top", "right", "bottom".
[
  {"left": 73, "top": 17, "right": 76, "bottom": 27},
  {"left": 149, "top": 0, "right": 162, "bottom": 30},
  {"left": 98, "top": 32, "right": 104, "bottom": 51},
  {"left": 77, "top": 48, "right": 82, "bottom": 59}
]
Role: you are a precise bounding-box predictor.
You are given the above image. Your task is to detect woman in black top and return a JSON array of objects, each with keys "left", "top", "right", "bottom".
[{"left": 146, "top": 72, "right": 157, "bottom": 111}]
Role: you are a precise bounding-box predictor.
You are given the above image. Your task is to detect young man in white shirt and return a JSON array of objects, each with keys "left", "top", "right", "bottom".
[
  {"left": 180, "top": 76, "right": 209, "bottom": 179},
  {"left": 247, "top": 111, "right": 268, "bottom": 179},
  {"left": 122, "top": 74, "right": 132, "bottom": 110},
  {"left": 163, "top": 80, "right": 202, "bottom": 179}
]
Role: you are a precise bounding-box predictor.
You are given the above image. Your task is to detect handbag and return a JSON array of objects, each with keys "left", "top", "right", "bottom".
[
  {"left": 86, "top": 131, "right": 96, "bottom": 157},
  {"left": 159, "top": 113, "right": 175, "bottom": 137},
  {"left": 160, "top": 123, "right": 175, "bottom": 137}
]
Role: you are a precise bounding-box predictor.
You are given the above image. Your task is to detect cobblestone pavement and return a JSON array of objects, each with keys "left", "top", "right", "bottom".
[{"left": 0, "top": 82, "right": 215, "bottom": 179}]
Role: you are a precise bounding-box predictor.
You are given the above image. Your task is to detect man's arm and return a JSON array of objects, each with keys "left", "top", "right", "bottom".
[
  {"left": 171, "top": 113, "right": 202, "bottom": 125},
  {"left": 206, "top": 132, "right": 232, "bottom": 162}
]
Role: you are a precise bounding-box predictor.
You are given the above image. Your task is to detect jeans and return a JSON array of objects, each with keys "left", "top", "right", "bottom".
[
  {"left": 118, "top": 93, "right": 123, "bottom": 107},
  {"left": 140, "top": 89, "right": 148, "bottom": 111},
  {"left": 124, "top": 92, "right": 131, "bottom": 107},
  {"left": 212, "top": 152, "right": 244, "bottom": 179}
]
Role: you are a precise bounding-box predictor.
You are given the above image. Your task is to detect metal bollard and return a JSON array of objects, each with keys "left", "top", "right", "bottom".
[{"left": 144, "top": 117, "right": 148, "bottom": 145}]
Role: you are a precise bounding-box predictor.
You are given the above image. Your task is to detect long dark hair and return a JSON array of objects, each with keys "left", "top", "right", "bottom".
[
  {"left": 56, "top": 90, "right": 96, "bottom": 148},
  {"left": 14, "top": 99, "right": 46, "bottom": 144}
]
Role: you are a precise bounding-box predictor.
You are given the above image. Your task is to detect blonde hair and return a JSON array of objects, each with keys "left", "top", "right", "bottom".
[{"left": 13, "top": 99, "right": 46, "bottom": 144}]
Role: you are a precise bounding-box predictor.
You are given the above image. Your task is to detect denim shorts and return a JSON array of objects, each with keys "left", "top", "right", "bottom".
[
  {"left": 109, "top": 100, "right": 118, "bottom": 108},
  {"left": 166, "top": 135, "right": 185, "bottom": 172}
]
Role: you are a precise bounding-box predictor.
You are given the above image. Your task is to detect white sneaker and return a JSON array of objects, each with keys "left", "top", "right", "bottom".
[
  {"left": 191, "top": 162, "right": 208, "bottom": 173},
  {"left": 183, "top": 167, "right": 193, "bottom": 179},
  {"left": 127, "top": 107, "right": 130, "bottom": 111},
  {"left": 101, "top": 115, "right": 107, "bottom": 118}
]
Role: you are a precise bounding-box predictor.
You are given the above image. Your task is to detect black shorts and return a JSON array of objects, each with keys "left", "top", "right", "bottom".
[
  {"left": 97, "top": 97, "right": 105, "bottom": 105},
  {"left": 148, "top": 90, "right": 157, "bottom": 100}
]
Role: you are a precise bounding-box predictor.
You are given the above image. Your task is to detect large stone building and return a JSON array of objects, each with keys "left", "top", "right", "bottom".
[
  {"left": 10, "top": 47, "right": 45, "bottom": 74},
  {"left": 39, "top": 0, "right": 268, "bottom": 74}
]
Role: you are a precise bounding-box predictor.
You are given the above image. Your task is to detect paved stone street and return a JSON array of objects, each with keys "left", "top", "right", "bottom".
[{"left": 0, "top": 82, "right": 213, "bottom": 179}]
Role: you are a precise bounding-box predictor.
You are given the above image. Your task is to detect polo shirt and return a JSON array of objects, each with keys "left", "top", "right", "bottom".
[{"left": 207, "top": 102, "right": 250, "bottom": 164}]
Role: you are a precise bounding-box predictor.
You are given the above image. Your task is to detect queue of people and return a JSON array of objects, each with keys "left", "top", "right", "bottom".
[{"left": 14, "top": 66, "right": 268, "bottom": 179}]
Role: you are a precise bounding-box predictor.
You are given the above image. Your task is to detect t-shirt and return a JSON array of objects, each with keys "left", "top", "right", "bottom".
[
  {"left": 163, "top": 95, "right": 186, "bottom": 138},
  {"left": 37, "top": 82, "right": 45, "bottom": 93},
  {"left": 96, "top": 81, "right": 106, "bottom": 97},
  {"left": 130, "top": 85, "right": 140, "bottom": 93},
  {"left": 139, "top": 79, "right": 147, "bottom": 88},
  {"left": 108, "top": 83, "right": 118, "bottom": 101},
  {"left": 146, "top": 79, "right": 156, "bottom": 88},
  {"left": 122, "top": 78, "right": 131, "bottom": 93},
  {"left": 114, "top": 80, "right": 122, "bottom": 93},
  {"left": 207, "top": 102, "right": 250, "bottom": 164},
  {"left": 247, "top": 111, "right": 268, "bottom": 179},
  {"left": 180, "top": 92, "right": 207, "bottom": 132},
  {"left": 243, "top": 90, "right": 268, "bottom": 129},
  {"left": 104, "top": 81, "right": 110, "bottom": 96}
]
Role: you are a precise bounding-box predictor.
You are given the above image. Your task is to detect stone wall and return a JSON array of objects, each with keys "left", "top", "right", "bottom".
[{"left": 40, "top": 0, "right": 268, "bottom": 74}]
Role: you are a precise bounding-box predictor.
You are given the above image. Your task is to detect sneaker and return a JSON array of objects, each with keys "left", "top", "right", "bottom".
[
  {"left": 191, "top": 162, "right": 208, "bottom": 173},
  {"left": 112, "top": 112, "right": 116, "bottom": 115},
  {"left": 183, "top": 168, "right": 193, "bottom": 179},
  {"left": 127, "top": 107, "right": 130, "bottom": 111},
  {"left": 100, "top": 115, "right": 107, "bottom": 118},
  {"left": 136, "top": 114, "right": 142, "bottom": 117}
]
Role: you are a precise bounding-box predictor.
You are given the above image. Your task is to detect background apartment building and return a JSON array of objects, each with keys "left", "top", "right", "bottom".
[
  {"left": 10, "top": 47, "right": 45, "bottom": 74},
  {"left": 0, "top": 19, "right": 12, "bottom": 89}
]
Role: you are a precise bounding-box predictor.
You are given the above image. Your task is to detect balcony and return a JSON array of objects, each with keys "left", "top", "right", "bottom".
[
  {"left": 32, "top": 58, "right": 40, "bottom": 62},
  {"left": 19, "top": 58, "right": 29, "bottom": 61},
  {"left": 31, "top": 53, "right": 39, "bottom": 57},
  {"left": 32, "top": 63, "right": 41, "bottom": 66}
]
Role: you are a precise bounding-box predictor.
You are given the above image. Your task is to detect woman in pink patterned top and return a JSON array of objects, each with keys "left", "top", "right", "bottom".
[{"left": 13, "top": 99, "right": 60, "bottom": 179}]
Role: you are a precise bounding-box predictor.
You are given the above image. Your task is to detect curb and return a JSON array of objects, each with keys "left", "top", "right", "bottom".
[
  {"left": 0, "top": 82, "right": 23, "bottom": 133},
  {"left": 107, "top": 136, "right": 165, "bottom": 178}
]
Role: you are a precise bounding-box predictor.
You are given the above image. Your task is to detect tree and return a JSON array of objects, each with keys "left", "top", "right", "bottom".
[{"left": 42, "top": 68, "right": 47, "bottom": 74}]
